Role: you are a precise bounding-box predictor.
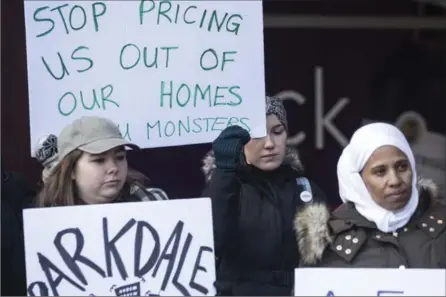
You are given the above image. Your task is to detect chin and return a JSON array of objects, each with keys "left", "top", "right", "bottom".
[
  {"left": 386, "top": 198, "right": 410, "bottom": 211},
  {"left": 99, "top": 190, "right": 121, "bottom": 202},
  {"left": 257, "top": 161, "right": 281, "bottom": 171}
]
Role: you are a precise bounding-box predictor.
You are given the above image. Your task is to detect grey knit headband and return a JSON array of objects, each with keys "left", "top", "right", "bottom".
[{"left": 266, "top": 96, "right": 287, "bottom": 129}]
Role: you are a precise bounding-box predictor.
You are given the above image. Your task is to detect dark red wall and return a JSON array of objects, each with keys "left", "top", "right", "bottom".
[{"left": 2, "top": 0, "right": 445, "bottom": 205}]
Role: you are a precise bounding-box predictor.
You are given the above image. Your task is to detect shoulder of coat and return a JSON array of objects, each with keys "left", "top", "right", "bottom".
[
  {"left": 415, "top": 203, "right": 446, "bottom": 238},
  {"left": 329, "top": 228, "right": 368, "bottom": 263}
]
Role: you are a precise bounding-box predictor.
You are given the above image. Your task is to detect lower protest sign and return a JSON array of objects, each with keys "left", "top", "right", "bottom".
[
  {"left": 294, "top": 268, "right": 446, "bottom": 296},
  {"left": 23, "top": 198, "right": 216, "bottom": 296}
]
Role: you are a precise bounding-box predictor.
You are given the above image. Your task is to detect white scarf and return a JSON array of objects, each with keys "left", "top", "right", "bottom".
[{"left": 337, "top": 123, "right": 419, "bottom": 233}]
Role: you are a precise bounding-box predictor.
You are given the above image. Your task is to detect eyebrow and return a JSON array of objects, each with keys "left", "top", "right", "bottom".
[
  {"left": 271, "top": 124, "right": 284, "bottom": 129},
  {"left": 370, "top": 158, "right": 408, "bottom": 170}
]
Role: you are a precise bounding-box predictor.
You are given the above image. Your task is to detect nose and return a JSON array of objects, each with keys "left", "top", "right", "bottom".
[
  {"left": 388, "top": 170, "right": 402, "bottom": 187},
  {"left": 106, "top": 158, "right": 119, "bottom": 174},
  {"left": 264, "top": 134, "right": 275, "bottom": 149}
]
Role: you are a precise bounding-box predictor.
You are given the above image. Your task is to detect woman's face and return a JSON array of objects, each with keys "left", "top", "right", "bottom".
[
  {"left": 361, "top": 145, "right": 413, "bottom": 211},
  {"left": 72, "top": 147, "right": 128, "bottom": 204},
  {"left": 244, "top": 114, "right": 287, "bottom": 171}
]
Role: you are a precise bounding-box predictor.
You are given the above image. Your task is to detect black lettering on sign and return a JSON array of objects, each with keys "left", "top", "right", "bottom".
[
  {"left": 37, "top": 252, "right": 85, "bottom": 295},
  {"left": 26, "top": 217, "right": 214, "bottom": 295},
  {"left": 172, "top": 232, "right": 193, "bottom": 296},
  {"left": 54, "top": 228, "right": 106, "bottom": 286},
  {"left": 27, "top": 281, "right": 49, "bottom": 296},
  {"left": 134, "top": 220, "right": 161, "bottom": 278},
  {"left": 189, "top": 246, "right": 213, "bottom": 295},
  {"left": 103, "top": 217, "right": 136, "bottom": 280},
  {"left": 152, "top": 220, "right": 184, "bottom": 291}
]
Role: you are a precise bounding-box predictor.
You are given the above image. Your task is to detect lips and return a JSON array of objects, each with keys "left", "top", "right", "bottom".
[
  {"left": 104, "top": 180, "right": 120, "bottom": 185},
  {"left": 386, "top": 190, "right": 407, "bottom": 199},
  {"left": 262, "top": 154, "right": 277, "bottom": 158}
]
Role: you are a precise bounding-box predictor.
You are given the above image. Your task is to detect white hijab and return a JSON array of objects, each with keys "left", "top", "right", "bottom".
[{"left": 337, "top": 123, "right": 419, "bottom": 233}]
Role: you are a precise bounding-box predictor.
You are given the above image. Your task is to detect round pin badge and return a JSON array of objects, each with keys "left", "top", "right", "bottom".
[{"left": 300, "top": 190, "right": 313, "bottom": 202}]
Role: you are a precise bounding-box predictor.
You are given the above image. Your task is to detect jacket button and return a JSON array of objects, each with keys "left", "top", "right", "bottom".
[
  {"left": 438, "top": 220, "right": 443, "bottom": 224},
  {"left": 352, "top": 238, "right": 359, "bottom": 244},
  {"left": 345, "top": 249, "right": 351, "bottom": 254},
  {"left": 403, "top": 228, "right": 408, "bottom": 232},
  {"left": 336, "top": 245, "right": 343, "bottom": 251},
  {"left": 430, "top": 216, "right": 435, "bottom": 219},
  {"left": 422, "top": 223, "right": 427, "bottom": 227},
  {"left": 392, "top": 232, "right": 398, "bottom": 237},
  {"left": 345, "top": 235, "right": 352, "bottom": 240},
  {"left": 429, "top": 227, "right": 435, "bottom": 232},
  {"left": 376, "top": 234, "right": 381, "bottom": 239}
]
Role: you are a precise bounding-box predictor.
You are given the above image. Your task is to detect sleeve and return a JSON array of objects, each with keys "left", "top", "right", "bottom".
[
  {"left": 145, "top": 187, "right": 169, "bottom": 201},
  {"left": 201, "top": 168, "right": 241, "bottom": 257},
  {"left": 1, "top": 205, "right": 27, "bottom": 295}
]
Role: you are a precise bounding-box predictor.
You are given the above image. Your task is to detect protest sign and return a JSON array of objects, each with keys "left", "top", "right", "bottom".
[
  {"left": 294, "top": 268, "right": 446, "bottom": 296},
  {"left": 23, "top": 1, "right": 266, "bottom": 154},
  {"left": 23, "top": 198, "right": 216, "bottom": 296}
]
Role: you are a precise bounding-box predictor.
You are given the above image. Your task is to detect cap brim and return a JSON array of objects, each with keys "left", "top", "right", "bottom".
[{"left": 78, "top": 138, "right": 140, "bottom": 154}]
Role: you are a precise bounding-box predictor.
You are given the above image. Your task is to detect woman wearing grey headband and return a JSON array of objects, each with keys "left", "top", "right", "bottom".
[{"left": 201, "top": 96, "right": 328, "bottom": 296}]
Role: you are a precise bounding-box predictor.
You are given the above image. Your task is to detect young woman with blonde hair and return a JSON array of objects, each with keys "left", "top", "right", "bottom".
[{"left": 37, "top": 116, "right": 168, "bottom": 207}]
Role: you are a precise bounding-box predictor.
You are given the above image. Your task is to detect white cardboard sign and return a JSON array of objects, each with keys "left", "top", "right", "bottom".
[
  {"left": 24, "top": 1, "right": 266, "bottom": 153},
  {"left": 23, "top": 198, "right": 216, "bottom": 296},
  {"left": 294, "top": 268, "right": 446, "bottom": 296}
]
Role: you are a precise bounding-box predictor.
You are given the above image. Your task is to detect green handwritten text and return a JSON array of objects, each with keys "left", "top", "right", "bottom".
[
  {"left": 33, "top": 2, "right": 107, "bottom": 38},
  {"left": 42, "top": 45, "right": 93, "bottom": 81},
  {"left": 139, "top": 0, "right": 242, "bottom": 36},
  {"left": 159, "top": 80, "right": 242, "bottom": 109},
  {"left": 147, "top": 116, "right": 250, "bottom": 139},
  {"left": 200, "top": 49, "right": 237, "bottom": 71},
  {"left": 57, "top": 84, "right": 118, "bottom": 116},
  {"left": 119, "top": 44, "right": 178, "bottom": 70}
]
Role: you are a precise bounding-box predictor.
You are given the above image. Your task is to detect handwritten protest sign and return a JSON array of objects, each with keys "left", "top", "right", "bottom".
[
  {"left": 23, "top": 1, "right": 266, "bottom": 154},
  {"left": 23, "top": 198, "right": 216, "bottom": 296},
  {"left": 294, "top": 268, "right": 446, "bottom": 296}
]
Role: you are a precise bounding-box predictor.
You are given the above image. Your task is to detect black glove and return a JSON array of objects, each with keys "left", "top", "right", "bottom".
[{"left": 212, "top": 125, "right": 251, "bottom": 170}]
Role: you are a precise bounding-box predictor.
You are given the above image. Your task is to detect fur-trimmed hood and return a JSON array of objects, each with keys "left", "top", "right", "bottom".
[
  {"left": 294, "top": 178, "right": 441, "bottom": 266},
  {"left": 201, "top": 147, "right": 304, "bottom": 182}
]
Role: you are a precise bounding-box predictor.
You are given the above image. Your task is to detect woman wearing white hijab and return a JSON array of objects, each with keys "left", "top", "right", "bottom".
[{"left": 294, "top": 122, "right": 445, "bottom": 268}]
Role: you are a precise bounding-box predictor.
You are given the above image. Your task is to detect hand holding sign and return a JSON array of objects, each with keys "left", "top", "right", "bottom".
[{"left": 212, "top": 125, "right": 251, "bottom": 170}]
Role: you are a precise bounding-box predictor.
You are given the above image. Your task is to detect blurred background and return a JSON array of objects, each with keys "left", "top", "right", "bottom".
[{"left": 2, "top": 0, "right": 445, "bottom": 206}]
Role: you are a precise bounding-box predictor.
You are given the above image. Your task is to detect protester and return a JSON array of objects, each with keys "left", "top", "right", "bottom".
[
  {"left": 1, "top": 162, "right": 36, "bottom": 295},
  {"left": 201, "top": 96, "right": 327, "bottom": 295},
  {"left": 296, "top": 122, "right": 445, "bottom": 268},
  {"left": 37, "top": 116, "right": 168, "bottom": 207}
]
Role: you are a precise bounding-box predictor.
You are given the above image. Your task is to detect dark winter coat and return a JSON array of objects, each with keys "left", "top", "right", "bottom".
[
  {"left": 296, "top": 179, "right": 446, "bottom": 269},
  {"left": 1, "top": 167, "right": 36, "bottom": 296},
  {"left": 202, "top": 148, "right": 327, "bottom": 296}
]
